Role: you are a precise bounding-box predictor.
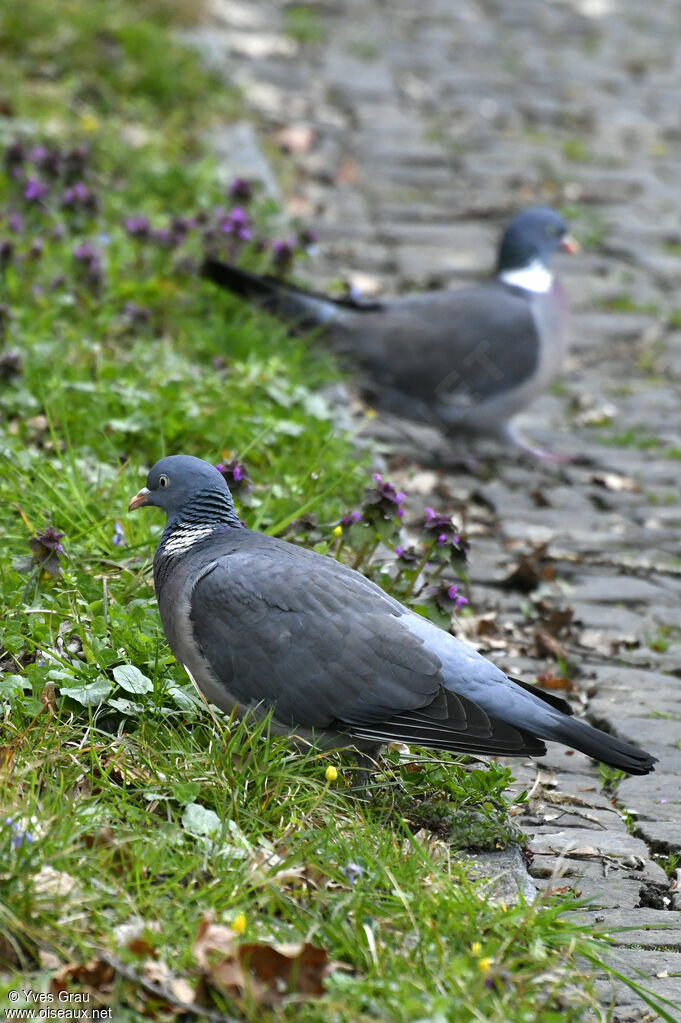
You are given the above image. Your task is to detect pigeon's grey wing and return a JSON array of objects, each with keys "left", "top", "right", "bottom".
[
  {"left": 188, "top": 538, "right": 544, "bottom": 756},
  {"left": 335, "top": 283, "right": 540, "bottom": 416}
]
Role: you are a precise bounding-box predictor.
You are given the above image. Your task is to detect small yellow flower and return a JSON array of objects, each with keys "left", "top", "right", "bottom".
[
  {"left": 333, "top": 525, "right": 343, "bottom": 538},
  {"left": 499, "top": 900, "right": 507, "bottom": 912},
  {"left": 231, "top": 913, "right": 247, "bottom": 935},
  {"left": 477, "top": 957, "right": 494, "bottom": 975},
  {"left": 80, "top": 112, "right": 100, "bottom": 133},
  {"left": 325, "top": 765, "right": 338, "bottom": 783},
  {"left": 470, "top": 941, "right": 482, "bottom": 957},
  {"left": 365, "top": 408, "right": 377, "bottom": 419}
]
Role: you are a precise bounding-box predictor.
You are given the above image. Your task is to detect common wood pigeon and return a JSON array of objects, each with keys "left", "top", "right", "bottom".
[
  {"left": 129, "top": 456, "right": 654, "bottom": 775},
  {"left": 201, "top": 208, "right": 578, "bottom": 460}
]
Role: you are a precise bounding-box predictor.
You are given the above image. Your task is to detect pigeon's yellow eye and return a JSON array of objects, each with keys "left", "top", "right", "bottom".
[{"left": 159, "top": 474, "right": 169, "bottom": 488}]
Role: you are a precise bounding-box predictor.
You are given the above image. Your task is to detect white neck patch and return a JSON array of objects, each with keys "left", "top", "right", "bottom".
[
  {"left": 161, "top": 523, "right": 215, "bottom": 558},
  {"left": 500, "top": 260, "right": 553, "bottom": 294}
]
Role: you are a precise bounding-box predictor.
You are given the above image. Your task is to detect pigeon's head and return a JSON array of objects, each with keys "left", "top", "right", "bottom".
[
  {"left": 128, "top": 455, "right": 238, "bottom": 525},
  {"left": 496, "top": 207, "right": 578, "bottom": 273}
]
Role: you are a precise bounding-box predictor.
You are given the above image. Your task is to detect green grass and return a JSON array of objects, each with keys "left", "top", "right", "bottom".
[
  {"left": 0, "top": 2, "right": 678, "bottom": 1021},
  {"left": 284, "top": 5, "right": 325, "bottom": 46}
]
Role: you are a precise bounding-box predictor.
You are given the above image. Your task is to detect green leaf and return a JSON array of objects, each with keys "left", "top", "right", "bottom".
[
  {"left": 167, "top": 683, "right": 203, "bottom": 713},
  {"left": 107, "top": 697, "right": 145, "bottom": 715},
  {"left": 0, "top": 674, "right": 32, "bottom": 698},
  {"left": 182, "top": 802, "right": 222, "bottom": 837},
  {"left": 172, "top": 781, "right": 201, "bottom": 806},
  {"left": 60, "top": 678, "right": 112, "bottom": 707},
  {"left": 113, "top": 664, "right": 153, "bottom": 694}
]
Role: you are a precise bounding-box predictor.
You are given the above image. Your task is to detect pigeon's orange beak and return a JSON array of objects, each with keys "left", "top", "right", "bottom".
[
  {"left": 128, "top": 487, "right": 150, "bottom": 512},
  {"left": 561, "top": 233, "right": 579, "bottom": 255}
]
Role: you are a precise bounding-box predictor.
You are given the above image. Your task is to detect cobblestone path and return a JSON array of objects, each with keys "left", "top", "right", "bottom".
[{"left": 186, "top": 1, "right": 681, "bottom": 1016}]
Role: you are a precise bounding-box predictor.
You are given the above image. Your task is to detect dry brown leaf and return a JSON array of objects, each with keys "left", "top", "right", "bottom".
[
  {"left": 193, "top": 913, "right": 237, "bottom": 968},
  {"left": 336, "top": 157, "right": 359, "bottom": 184},
  {"left": 275, "top": 124, "right": 316, "bottom": 154},
  {"left": 51, "top": 958, "right": 115, "bottom": 997},
  {"left": 40, "top": 682, "right": 57, "bottom": 713},
  {"left": 535, "top": 672, "right": 578, "bottom": 693},
  {"left": 143, "top": 959, "right": 171, "bottom": 985},
  {"left": 193, "top": 914, "right": 346, "bottom": 1007},
  {"left": 535, "top": 630, "right": 568, "bottom": 662},
  {"left": 504, "top": 546, "right": 554, "bottom": 592},
  {"left": 240, "top": 941, "right": 330, "bottom": 1000}
]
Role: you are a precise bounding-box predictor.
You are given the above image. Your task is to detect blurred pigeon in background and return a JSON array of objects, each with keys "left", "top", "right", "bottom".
[
  {"left": 202, "top": 208, "right": 578, "bottom": 460},
  {"left": 129, "top": 455, "right": 654, "bottom": 775}
]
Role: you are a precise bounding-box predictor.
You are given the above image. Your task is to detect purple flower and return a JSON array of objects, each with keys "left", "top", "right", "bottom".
[
  {"left": 298, "top": 227, "right": 317, "bottom": 248},
  {"left": 216, "top": 458, "right": 252, "bottom": 494},
  {"left": 4, "top": 817, "right": 35, "bottom": 849},
  {"left": 24, "top": 179, "right": 49, "bottom": 202},
  {"left": 72, "top": 243, "right": 102, "bottom": 292},
  {"left": 28, "top": 144, "right": 48, "bottom": 164},
  {"left": 171, "top": 215, "right": 193, "bottom": 240},
  {"left": 152, "top": 227, "right": 179, "bottom": 248},
  {"left": 8, "top": 212, "right": 23, "bottom": 233},
  {"left": 112, "top": 521, "right": 125, "bottom": 547},
  {"left": 73, "top": 241, "right": 98, "bottom": 263},
  {"left": 30, "top": 146, "right": 60, "bottom": 176},
  {"left": 220, "top": 207, "right": 252, "bottom": 243},
  {"left": 343, "top": 862, "right": 363, "bottom": 884},
  {"left": 124, "top": 216, "right": 151, "bottom": 240},
  {"left": 63, "top": 181, "right": 97, "bottom": 211},
  {"left": 123, "top": 301, "right": 152, "bottom": 325},
  {"left": 447, "top": 584, "right": 468, "bottom": 610},
  {"left": 341, "top": 510, "right": 363, "bottom": 525},
  {"left": 27, "top": 526, "right": 67, "bottom": 578},
  {"left": 362, "top": 474, "right": 406, "bottom": 526},
  {"left": 28, "top": 237, "right": 44, "bottom": 259},
  {"left": 395, "top": 546, "right": 421, "bottom": 565},
  {"left": 227, "top": 177, "right": 253, "bottom": 202},
  {"left": 271, "top": 238, "right": 295, "bottom": 273}
]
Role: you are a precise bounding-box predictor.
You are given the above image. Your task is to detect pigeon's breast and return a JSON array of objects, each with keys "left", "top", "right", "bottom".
[{"left": 531, "top": 279, "right": 569, "bottom": 389}]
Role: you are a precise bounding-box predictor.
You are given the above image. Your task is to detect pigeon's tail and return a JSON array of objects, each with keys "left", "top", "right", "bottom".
[
  {"left": 543, "top": 715, "right": 656, "bottom": 775},
  {"left": 201, "top": 257, "right": 342, "bottom": 331}
]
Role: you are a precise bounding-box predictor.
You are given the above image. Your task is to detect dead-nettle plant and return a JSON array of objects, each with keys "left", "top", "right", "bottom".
[{"left": 280, "top": 471, "right": 470, "bottom": 629}]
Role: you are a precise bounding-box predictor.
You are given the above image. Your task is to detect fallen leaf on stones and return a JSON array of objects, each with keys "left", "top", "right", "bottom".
[
  {"left": 535, "top": 630, "right": 568, "bottom": 661},
  {"left": 531, "top": 489, "right": 552, "bottom": 508},
  {"left": 336, "top": 157, "right": 359, "bottom": 184},
  {"left": 535, "top": 671, "right": 577, "bottom": 693},
  {"left": 545, "top": 885, "right": 572, "bottom": 896},
  {"left": 537, "top": 604, "right": 574, "bottom": 636},
  {"left": 506, "top": 551, "right": 556, "bottom": 592},
  {"left": 275, "top": 124, "right": 315, "bottom": 154},
  {"left": 591, "top": 472, "right": 637, "bottom": 493}
]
